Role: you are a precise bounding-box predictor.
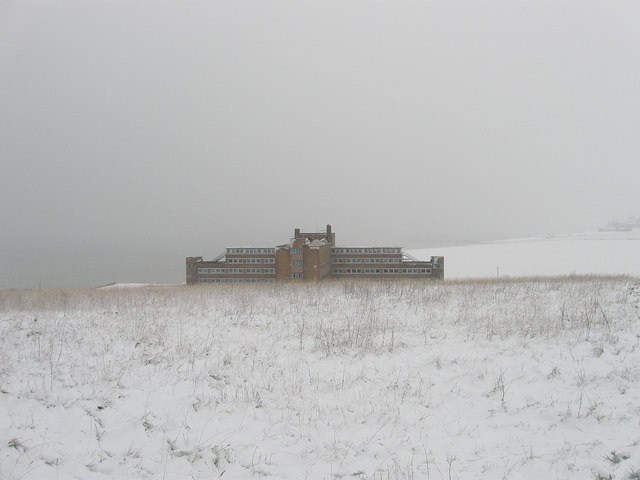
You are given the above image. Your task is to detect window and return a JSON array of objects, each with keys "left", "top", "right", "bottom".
[
  {"left": 291, "top": 248, "right": 302, "bottom": 254},
  {"left": 291, "top": 260, "right": 303, "bottom": 267},
  {"left": 403, "top": 268, "right": 426, "bottom": 274},
  {"left": 264, "top": 268, "right": 275, "bottom": 274},
  {"left": 263, "top": 258, "right": 275, "bottom": 264},
  {"left": 291, "top": 272, "right": 302, "bottom": 278},
  {"left": 227, "top": 248, "right": 275, "bottom": 255},
  {"left": 200, "top": 268, "right": 224, "bottom": 274}
]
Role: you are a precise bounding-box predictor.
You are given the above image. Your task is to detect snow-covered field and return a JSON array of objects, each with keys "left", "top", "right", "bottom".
[
  {"left": 409, "top": 229, "right": 640, "bottom": 279},
  {"left": 2, "top": 277, "right": 640, "bottom": 479}
]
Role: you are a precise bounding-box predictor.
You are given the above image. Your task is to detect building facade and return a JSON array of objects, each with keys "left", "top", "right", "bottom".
[{"left": 186, "top": 225, "right": 443, "bottom": 284}]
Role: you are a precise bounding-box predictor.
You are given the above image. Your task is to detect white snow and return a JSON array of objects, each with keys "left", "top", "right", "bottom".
[
  {"left": 97, "top": 283, "right": 151, "bottom": 289},
  {"left": 409, "top": 229, "right": 640, "bottom": 279},
  {"left": 1, "top": 275, "right": 640, "bottom": 480}
]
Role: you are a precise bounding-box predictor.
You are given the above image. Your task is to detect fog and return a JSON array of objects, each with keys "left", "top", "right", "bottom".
[{"left": 1, "top": 1, "right": 639, "bottom": 288}]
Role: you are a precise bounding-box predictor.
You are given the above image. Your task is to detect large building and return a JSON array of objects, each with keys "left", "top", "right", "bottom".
[{"left": 186, "top": 225, "right": 443, "bottom": 284}]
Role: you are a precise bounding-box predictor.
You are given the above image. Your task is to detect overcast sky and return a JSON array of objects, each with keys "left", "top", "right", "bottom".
[{"left": 1, "top": 1, "right": 639, "bottom": 288}]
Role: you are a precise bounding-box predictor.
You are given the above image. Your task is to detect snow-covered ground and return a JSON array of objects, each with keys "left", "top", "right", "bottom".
[
  {"left": 1, "top": 277, "right": 640, "bottom": 479},
  {"left": 409, "top": 229, "right": 640, "bottom": 279}
]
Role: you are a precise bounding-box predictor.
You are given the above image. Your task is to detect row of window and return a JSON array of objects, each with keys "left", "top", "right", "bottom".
[
  {"left": 198, "top": 268, "right": 276, "bottom": 274},
  {"left": 332, "top": 258, "right": 401, "bottom": 264},
  {"left": 403, "top": 268, "right": 432, "bottom": 274},
  {"left": 196, "top": 264, "right": 432, "bottom": 276},
  {"left": 331, "top": 248, "right": 401, "bottom": 254},
  {"left": 332, "top": 268, "right": 430, "bottom": 274},
  {"left": 197, "top": 278, "right": 276, "bottom": 283},
  {"left": 226, "top": 258, "right": 275, "bottom": 264},
  {"left": 198, "top": 268, "right": 225, "bottom": 274},
  {"left": 246, "top": 258, "right": 271, "bottom": 264},
  {"left": 334, "top": 268, "right": 399, "bottom": 274},
  {"left": 227, "top": 248, "right": 276, "bottom": 254},
  {"left": 290, "top": 248, "right": 303, "bottom": 254}
]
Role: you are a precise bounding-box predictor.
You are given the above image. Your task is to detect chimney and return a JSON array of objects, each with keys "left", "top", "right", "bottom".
[
  {"left": 294, "top": 228, "right": 301, "bottom": 238},
  {"left": 326, "top": 224, "right": 334, "bottom": 245}
]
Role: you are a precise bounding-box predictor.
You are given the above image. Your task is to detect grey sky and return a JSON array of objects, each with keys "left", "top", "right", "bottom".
[{"left": 1, "top": 0, "right": 639, "bottom": 288}]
